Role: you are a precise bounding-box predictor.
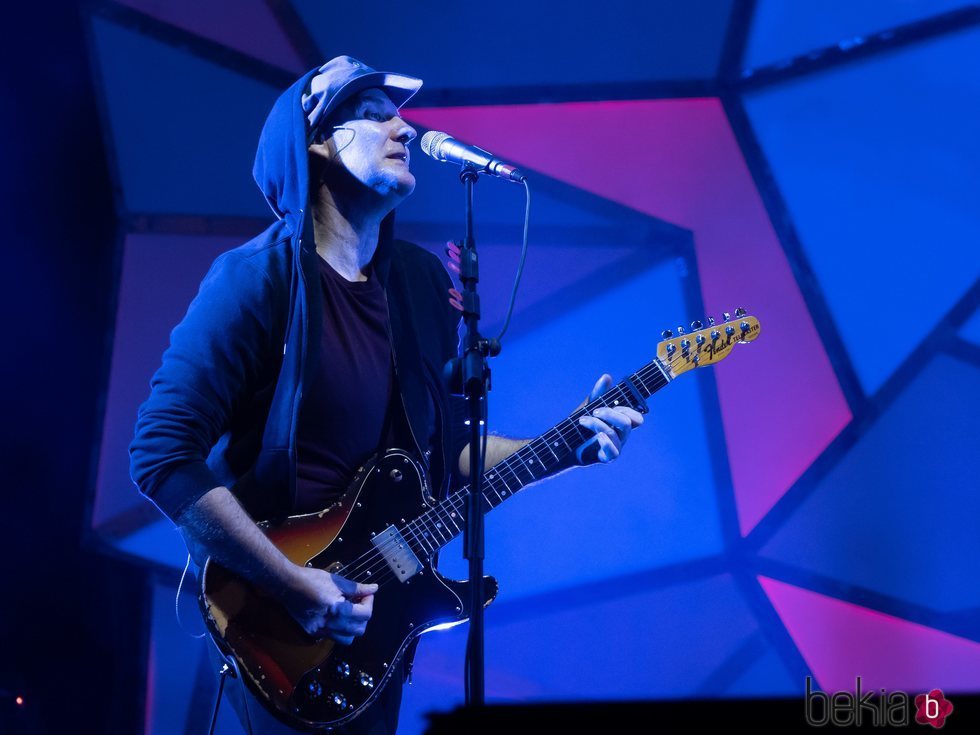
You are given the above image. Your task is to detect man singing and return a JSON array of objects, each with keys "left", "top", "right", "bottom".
[{"left": 129, "top": 56, "right": 643, "bottom": 734}]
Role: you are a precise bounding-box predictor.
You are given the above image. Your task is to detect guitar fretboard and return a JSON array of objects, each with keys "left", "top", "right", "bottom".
[{"left": 398, "top": 358, "right": 672, "bottom": 558}]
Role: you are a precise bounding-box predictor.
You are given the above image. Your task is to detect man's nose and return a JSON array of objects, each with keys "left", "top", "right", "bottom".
[{"left": 394, "top": 118, "right": 417, "bottom": 145}]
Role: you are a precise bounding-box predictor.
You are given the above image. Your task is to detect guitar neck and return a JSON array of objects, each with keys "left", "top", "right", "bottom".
[{"left": 416, "top": 357, "right": 673, "bottom": 552}]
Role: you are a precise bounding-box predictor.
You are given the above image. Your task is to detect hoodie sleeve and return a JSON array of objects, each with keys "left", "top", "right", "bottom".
[{"left": 129, "top": 250, "right": 279, "bottom": 524}]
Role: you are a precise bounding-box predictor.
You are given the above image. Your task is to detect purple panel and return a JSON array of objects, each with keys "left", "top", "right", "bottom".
[
  {"left": 760, "top": 576, "right": 980, "bottom": 694},
  {"left": 94, "top": 233, "right": 244, "bottom": 533},
  {"left": 114, "top": 0, "right": 305, "bottom": 73},
  {"left": 404, "top": 101, "right": 852, "bottom": 536}
]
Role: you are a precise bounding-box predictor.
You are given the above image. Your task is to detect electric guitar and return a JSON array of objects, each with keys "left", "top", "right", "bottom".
[{"left": 200, "top": 310, "right": 762, "bottom": 730}]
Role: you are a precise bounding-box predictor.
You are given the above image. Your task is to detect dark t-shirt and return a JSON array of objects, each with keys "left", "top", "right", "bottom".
[{"left": 294, "top": 255, "right": 394, "bottom": 514}]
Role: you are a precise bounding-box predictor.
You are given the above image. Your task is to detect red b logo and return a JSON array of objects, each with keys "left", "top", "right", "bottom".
[{"left": 915, "top": 689, "right": 953, "bottom": 729}]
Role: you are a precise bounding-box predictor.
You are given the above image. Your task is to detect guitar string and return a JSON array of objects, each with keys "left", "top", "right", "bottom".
[
  {"left": 333, "top": 340, "right": 740, "bottom": 588},
  {"left": 331, "top": 336, "right": 748, "bottom": 591},
  {"left": 338, "top": 363, "right": 666, "bottom": 576},
  {"left": 332, "top": 334, "right": 740, "bottom": 591},
  {"left": 333, "top": 361, "right": 673, "bottom": 587},
  {"left": 335, "top": 359, "right": 676, "bottom": 585}
]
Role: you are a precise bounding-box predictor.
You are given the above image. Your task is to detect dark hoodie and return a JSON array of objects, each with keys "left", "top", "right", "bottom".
[{"left": 129, "top": 65, "right": 464, "bottom": 525}]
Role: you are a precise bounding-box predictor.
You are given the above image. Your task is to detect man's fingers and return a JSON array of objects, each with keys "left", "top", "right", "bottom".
[
  {"left": 592, "top": 407, "right": 643, "bottom": 440},
  {"left": 596, "top": 432, "right": 620, "bottom": 462},
  {"left": 349, "top": 595, "right": 374, "bottom": 620},
  {"left": 332, "top": 573, "right": 358, "bottom": 597},
  {"left": 588, "top": 373, "right": 613, "bottom": 402},
  {"left": 578, "top": 415, "right": 621, "bottom": 451}
]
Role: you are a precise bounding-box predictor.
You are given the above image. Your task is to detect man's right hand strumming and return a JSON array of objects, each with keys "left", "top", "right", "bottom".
[{"left": 282, "top": 566, "right": 378, "bottom": 646}]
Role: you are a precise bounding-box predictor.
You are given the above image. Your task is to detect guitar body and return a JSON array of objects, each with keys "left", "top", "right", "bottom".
[
  {"left": 201, "top": 448, "right": 498, "bottom": 730},
  {"left": 199, "top": 311, "right": 761, "bottom": 730}
]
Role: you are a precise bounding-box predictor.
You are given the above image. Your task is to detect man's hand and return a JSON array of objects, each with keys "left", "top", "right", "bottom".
[
  {"left": 282, "top": 566, "right": 378, "bottom": 646},
  {"left": 575, "top": 373, "right": 644, "bottom": 465}
]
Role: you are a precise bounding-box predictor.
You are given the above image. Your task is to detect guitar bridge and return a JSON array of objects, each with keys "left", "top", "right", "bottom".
[{"left": 371, "top": 525, "right": 422, "bottom": 582}]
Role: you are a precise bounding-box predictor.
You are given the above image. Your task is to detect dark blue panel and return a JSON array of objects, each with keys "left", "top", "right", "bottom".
[
  {"left": 436, "top": 258, "right": 725, "bottom": 598},
  {"left": 90, "top": 17, "right": 279, "bottom": 216},
  {"left": 292, "top": 0, "right": 733, "bottom": 87},
  {"left": 724, "top": 646, "right": 800, "bottom": 697},
  {"left": 744, "top": 26, "right": 980, "bottom": 393},
  {"left": 760, "top": 354, "right": 980, "bottom": 612},
  {"left": 960, "top": 307, "right": 980, "bottom": 347},
  {"left": 399, "top": 573, "right": 761, "bottom": 732},
  {"left": 745, "top": 0, "right": 972, "bottom": 68}
]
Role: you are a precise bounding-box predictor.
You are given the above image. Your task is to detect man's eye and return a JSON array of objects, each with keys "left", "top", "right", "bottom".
[{"left": 366, "top": 111, "right": 387, "bottom": 122}]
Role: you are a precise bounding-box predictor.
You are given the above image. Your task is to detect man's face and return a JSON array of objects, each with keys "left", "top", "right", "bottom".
[{"left": 315, "top": 88, "right": 418, "bottom": 199}]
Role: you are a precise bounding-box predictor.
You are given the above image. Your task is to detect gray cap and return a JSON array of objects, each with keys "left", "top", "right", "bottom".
[{"left": 302, "top": 55, "right": 422, "bottom": 143}]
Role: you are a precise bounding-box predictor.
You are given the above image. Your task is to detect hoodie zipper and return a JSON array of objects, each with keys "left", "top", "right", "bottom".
[{"left": 381, "top": 290, "right": 426, "bottom": 465}]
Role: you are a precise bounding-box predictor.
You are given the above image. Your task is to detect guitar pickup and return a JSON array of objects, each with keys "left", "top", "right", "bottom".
[{"left": 371, "top": 526, "right": 422, "bottom": 582}]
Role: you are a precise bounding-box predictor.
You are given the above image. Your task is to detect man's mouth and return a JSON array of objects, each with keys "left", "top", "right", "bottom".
[{"left": 387, "top": 152, "right": 408, "bottom": 162}]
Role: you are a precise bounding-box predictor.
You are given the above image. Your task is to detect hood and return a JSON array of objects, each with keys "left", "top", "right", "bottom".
[
  {"left": 253, "top": 67, "right": 319, "bottom": 229},
  {"left": 250, "top": 65, "right": 396, "bottom": 277}
]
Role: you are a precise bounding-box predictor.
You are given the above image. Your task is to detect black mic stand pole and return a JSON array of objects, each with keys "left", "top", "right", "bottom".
[{"left": 446, "top": 164, "right": 498, "bottom": 708}]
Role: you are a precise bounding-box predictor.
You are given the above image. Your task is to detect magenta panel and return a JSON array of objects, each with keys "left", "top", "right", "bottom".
[
  {"left": 114, "top": 0, "right": 305, "bottom": 73},
  {"left": 95, "top": 233, "right": 243, "bottom": 530},
  {"left": 760, "top": 576, "right": 980, "bottom": 694},
  {"left": 404, "top": 101, "right": 851, "bottom": 535}
]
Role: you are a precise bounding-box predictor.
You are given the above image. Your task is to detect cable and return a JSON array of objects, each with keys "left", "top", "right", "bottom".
[{"left": 493, "top": 178, "right": 531, "bottom": 344}]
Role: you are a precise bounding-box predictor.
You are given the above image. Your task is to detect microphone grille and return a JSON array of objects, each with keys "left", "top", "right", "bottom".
[{"left": 420, "top": 131, "right": 450, "bottom": 160}]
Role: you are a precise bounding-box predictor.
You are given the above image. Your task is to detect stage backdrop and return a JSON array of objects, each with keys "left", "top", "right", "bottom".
[{"left": 83, "top": 1, "right": 980, "bottom": 733}]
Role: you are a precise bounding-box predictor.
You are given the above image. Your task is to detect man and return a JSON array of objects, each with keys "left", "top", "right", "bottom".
[{"left": 129, "top": 56, "right": 643, "bottom": 734}]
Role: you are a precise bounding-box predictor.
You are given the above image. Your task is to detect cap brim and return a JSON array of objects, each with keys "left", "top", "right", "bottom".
[{"left": 329, "top": 70, "right": 422, "bottom": 117}]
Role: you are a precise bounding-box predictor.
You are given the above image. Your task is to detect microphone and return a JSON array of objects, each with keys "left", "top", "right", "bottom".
[{"left": 420, "top": 131, "right": 526, "bottom": 183}]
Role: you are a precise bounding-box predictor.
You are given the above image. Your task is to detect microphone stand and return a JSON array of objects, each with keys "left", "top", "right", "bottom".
[{"left": 445, "top": 164, "right": 498, "bottom": 708}]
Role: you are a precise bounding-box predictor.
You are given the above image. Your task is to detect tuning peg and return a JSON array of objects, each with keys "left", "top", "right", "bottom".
[
  {"left": 676, "top": 325, "right": 685, "bottom": 335},
  {"left": 740, "top": 321, "right": 750, "bottom": 332},
  {"left": 723, "top": 312, "right": 732, "bottom": 322},
  {"left": 708, "top": 316, "right": 716, "bottom": 326},
  {"left": 734, "top": 307, "right": 746, "bottom": 317},
  {"left": 691, "top": 319, "right": 703, "bottom": 330},
  {"left": 661, "top": 329, "right": 672, "bottom": 339}
]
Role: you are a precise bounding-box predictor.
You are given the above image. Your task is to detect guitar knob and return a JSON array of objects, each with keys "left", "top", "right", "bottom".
[
  {"left": 740, "top": 321, "right": 750, "bottom": 332},
  {"left": 696, "top": 334, "right": 705, "bottom": 345},
  {"left": 725, "top": 325, "right": 735, "bottom": 336},
  {"left": 306, "top": 680, "right": 324, "bottom": 699},
  {"left": 329, "top": 692, "right": 348, "bottom": 711},
  {"left": 691, "top": 320, "right": 703, "bottom": 330},
  {"left": 661, "top": 329, "right": 672, "bottom": 339},
  {"left": 358, "top": 672, "right": 375, "bottom": 689},
  {"left": 666, "top": 343, "right": 676, "bottom": 354},
  {"left": 723, "top": 312, "right": 731, "bottom": 322},
  {"left": 676, "top": 325, "right": 685, "bottom": 335},
  {"left": 711, "top": 330, "right": 720, "bottom": 340},
  {"left": 335, "top": 661, "right": 351, "bottom": 679},
  {"left": 734, "top": 307, "right": 747, "bottom": 317},
  {"left": 708, "top": 316, "right": 716, "bottom": 326},
  {"left": 680, "top": 339, "right": 691, "bottom": 350}
]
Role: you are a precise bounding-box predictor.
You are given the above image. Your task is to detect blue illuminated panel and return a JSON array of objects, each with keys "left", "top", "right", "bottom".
[
  {"left": 90, "top": 17, "right": 278, "bottom": 216},
  {"left": 760, "top": 354, "right": 980, "bottom": 612},
  {"left": 744, "top": 26, "right": 980, "bottom": 394},
  {"left": 745, "top": 0, "right": 972, "bottom": 68}
]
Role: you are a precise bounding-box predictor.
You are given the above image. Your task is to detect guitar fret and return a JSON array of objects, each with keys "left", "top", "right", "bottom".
[{"left": 406, "top": 354, "right": 702, "bottom": 559}]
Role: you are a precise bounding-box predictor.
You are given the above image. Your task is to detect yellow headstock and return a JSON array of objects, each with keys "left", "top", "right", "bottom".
[{"left": 657, "top": 309, "right": 761, "bottom": 379}]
